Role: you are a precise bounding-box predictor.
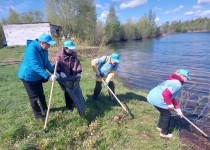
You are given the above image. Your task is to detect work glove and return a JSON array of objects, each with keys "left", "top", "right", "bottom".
[
  {"left": 56, "top": 72, "right": 60, "bottom": 78},
  {"left": 60, "top": 72, "right": 67, "bottom": 78},
  {"left": 103, "top": 81, "right": 108, "bottom": 86},
  {"left": 49, "top": 74, "right": 58, "bottom": 82},
  {"left": 174, "top": 108, "right": 183, "bottom": 117},
  {"left": 167, "top": 104, "right": 174, "bottom": 109},
  {"left": 76, "top": 73, "right": 81, "bottom": 77}
]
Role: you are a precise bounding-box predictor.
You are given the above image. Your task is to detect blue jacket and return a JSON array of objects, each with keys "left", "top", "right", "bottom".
[
  {"left": 18, "top": 39, "right": 54, "bottom": 81},
  {"left": 91, "top": 55, "right": 118, "bottom": 82},
  {"left": 98, "top": 56, "right": 118, "bottom": 77},
  {"left": 147, "top": 77, "right": 182, "bottom": 109}
]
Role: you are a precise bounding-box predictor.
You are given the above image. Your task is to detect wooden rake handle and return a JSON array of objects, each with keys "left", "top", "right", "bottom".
[
  {"left": 101, "top": 79, "right": 129, "bottom": 113},
  {"left": 182, "top": 115, "right": 208, "bottom": 137},
  {"left": 44, "top": 61, "right": 58, "bottom": 131}
]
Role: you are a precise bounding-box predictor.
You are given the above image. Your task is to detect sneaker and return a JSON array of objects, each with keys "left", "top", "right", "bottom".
[
  {"left": 157, "top": 127, "right": 162, "bottom": 132},
  {"left": 160, "top": 133, "right": 173, "bottom": 138}
]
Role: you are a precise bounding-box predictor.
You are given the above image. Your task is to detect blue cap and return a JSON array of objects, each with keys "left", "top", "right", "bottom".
[
  {"left": 178, "top": 69, "right": 191, "bottom": 80},
  {"left": 111, "top": 53, "right": 121, "bottom": 63},
  {"left": 63, "top": 40, "right": 76, "bottom": 50},
  {"left": 38, "top": 34, "right": 56, "bottom": 45}
]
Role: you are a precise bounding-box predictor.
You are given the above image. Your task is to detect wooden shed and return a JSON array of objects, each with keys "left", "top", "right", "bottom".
[{"left": 3, "top": 22, "right": 60, "bottom": 46}]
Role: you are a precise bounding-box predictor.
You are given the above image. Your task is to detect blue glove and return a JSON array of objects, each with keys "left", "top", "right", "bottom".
[{"left": 104, "top": 81, "right": 108, "bottom": 86}]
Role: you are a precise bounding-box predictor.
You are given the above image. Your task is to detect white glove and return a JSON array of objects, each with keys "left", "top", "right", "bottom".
[
  {"left": 175, "top": 108, "right": 183, "bottom": 117},
  {"left": 60, "top": 72, "right": 67, "bottom": 78},
  {"left": 56, "top": 72, "right": 60, "bottom": 78},
  {"left": 49, "top": 74, "right": 58, "bottom": 81},
  {"left": 76, "top": 73, "right": 81, "bottom": 77},
  {"left": 167, "top": 104, "right": 174, "bottom": 109}
]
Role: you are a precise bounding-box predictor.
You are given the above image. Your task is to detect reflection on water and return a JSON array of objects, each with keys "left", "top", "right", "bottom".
[{"left": 111, "top": 32, "right": 210, "bottom": 126}]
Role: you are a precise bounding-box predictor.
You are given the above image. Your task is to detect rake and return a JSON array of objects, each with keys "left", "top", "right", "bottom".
[
  {"left": 102, "top": 79, "right": 134, "bottom": 118},
  {"left": 181, "top": 114, "right": 208, "bottom": 138},
  {"left": 34, "top": 61, "right": 58, "bottom": 137},
  {"left": 43, "top": 61, "right": 58, "bottom": 132}
]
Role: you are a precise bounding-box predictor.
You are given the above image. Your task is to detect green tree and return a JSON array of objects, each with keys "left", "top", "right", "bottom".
[
  {"left": 160, "top": 17, "right": 210, "bottom": 34},
  {"left": 137, "top": 10, "right": 158, "bottom": 39},
  {"left": 147, "top": 9, "right": 156, "bottom": 28},
  {"left": 19, "top": 9, "right": 43, "bottom": 23},
  {"left": 146, "top": 10, "right": 157, "bottom": 38},
  {"left": 161, "top": 21, "right": 170, "bottom": 33},
  {"left": 0, "top": 18, "right": 7, "bottom": 47},
  {"left": 137, "top": 16, "right": 150, "bottom": 38},
  {"left": 105, "top": 5, "right": 121, "bottom": 42},
  {"left": 8, "top": 8, "right": 20, "bottom": 23},
  {"left": 45, "top": 0, "right": 96, "bottom": 42},
  {"left": 93, "top": 21, "right": 105, "bottom": 45},
  {"left": 122, "top": 18, "right": 141, "bottom": 40}
]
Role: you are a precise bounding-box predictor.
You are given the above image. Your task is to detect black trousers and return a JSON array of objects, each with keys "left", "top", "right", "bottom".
[
  {"left": 23, "top": 80, "right": 47, "bottom": 119},
  {"left": 64, "top": 92, "right": 74, "bottom": 109},
  {"left": 58, "top": 80, "right": 74, "bottom": 110},
  {"left": 154, "top": 106, "right": 171, "bottom": 134},
  {"left": 92, "top": 81, "right": 115, "bottom": 100}
]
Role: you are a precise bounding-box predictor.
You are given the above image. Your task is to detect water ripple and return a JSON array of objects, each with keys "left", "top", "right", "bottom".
[{"left": 112, "top": 32, "right": 210, "bottom": 121}]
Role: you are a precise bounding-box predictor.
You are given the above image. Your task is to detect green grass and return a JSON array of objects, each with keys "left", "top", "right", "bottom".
[{"left": 0, "top": 46, "right": 190, "bottom": 150}]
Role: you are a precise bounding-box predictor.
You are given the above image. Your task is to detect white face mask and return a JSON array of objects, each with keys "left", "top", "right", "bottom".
[
  {"left": 111, "top": 59, "right": 116, "bottom": 65},
  {"left": 40, "top": 42, "right": 50, "bottom": 50},
  {"left": 64, "top": 48, "right": 73, "bottom": 54}
]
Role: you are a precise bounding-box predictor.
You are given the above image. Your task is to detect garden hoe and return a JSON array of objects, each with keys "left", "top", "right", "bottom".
[{"left": 102, "top": 79, "right": 134, "bottom": 119}]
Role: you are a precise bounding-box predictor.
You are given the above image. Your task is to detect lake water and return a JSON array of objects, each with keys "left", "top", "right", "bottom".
[{"left": 111, "top": 32, "right": 210, "bottom": 127}]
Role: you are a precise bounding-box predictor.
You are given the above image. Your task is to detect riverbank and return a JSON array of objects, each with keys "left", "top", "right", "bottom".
[{"left": 0, "top": 46, "right": 195, "bottom": 149}]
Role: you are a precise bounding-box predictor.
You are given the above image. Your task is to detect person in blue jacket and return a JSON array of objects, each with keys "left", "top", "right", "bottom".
[
  {"left": 18, "top": 34, "right": 58, "bottom": 120},
  {"left": 147, "top": 69, "right": 191, "bottom": 138},
  {"left": 91, "top": 53, "right": 121, "bottom": 101}
]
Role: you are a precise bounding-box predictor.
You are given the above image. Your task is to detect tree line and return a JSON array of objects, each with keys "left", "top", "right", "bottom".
[{"left": 1, "top": 0, "right": 210, "bottom": 47}]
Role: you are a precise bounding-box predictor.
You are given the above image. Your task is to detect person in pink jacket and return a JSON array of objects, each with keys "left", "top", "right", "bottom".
[
  {"left": 147, "top": 69, "right": 191, "bottom": 138},
  {"left": 54, "top": 40, "right": 82, "bottom": 112}
]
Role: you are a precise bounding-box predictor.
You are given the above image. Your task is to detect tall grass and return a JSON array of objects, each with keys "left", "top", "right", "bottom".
[{"left": 0, "top": 46, "right": 189, "bottom": 150}]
